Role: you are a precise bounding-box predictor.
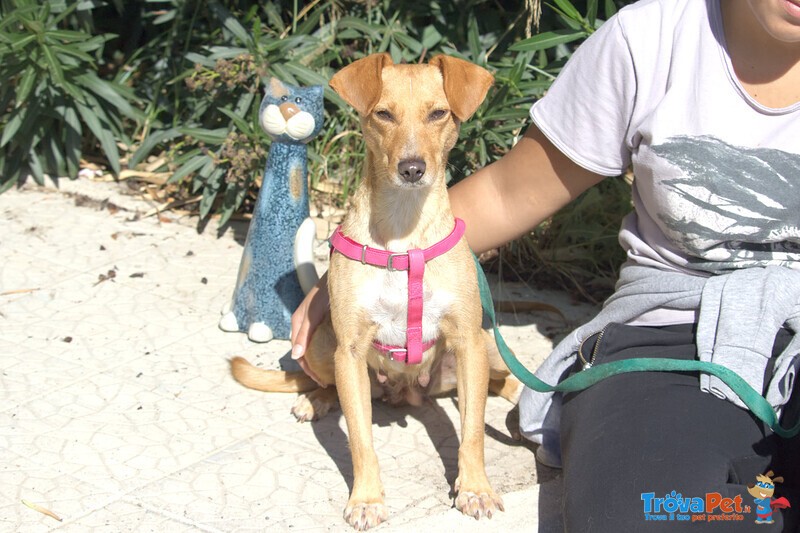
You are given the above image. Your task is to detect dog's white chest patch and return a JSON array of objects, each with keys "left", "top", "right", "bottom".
[{"left": 359, "top": 269, "right": 453, "bottom": 347}]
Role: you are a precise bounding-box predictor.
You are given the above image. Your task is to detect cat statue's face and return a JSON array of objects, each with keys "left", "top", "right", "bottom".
[{"left": 259, "top": 78, "right": 324, "bottom": 144}]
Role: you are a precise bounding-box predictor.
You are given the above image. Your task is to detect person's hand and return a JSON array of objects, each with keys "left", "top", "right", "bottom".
[{"left": 290, "top": 272, "right": 329, "bottom": 387}]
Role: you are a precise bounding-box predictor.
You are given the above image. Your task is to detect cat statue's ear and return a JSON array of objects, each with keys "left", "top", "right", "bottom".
[
  {"left": 309, "top": 85, "right": 324, "bottom": 100},
  {"left": 265, "top": 77, "right": 290, "bottom": 98}
]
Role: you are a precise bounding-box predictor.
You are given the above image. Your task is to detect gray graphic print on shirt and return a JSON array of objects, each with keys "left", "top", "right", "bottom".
[{"left": 650, "top": 136, "right": 800, "bottom": 272}]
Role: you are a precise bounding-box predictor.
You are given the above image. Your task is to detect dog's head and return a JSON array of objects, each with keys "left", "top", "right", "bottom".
[{"left": 330, "top": 54, "right": 494, "bottom": 189}]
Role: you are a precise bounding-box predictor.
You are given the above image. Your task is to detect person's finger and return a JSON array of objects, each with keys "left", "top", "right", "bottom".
[{"left": 295, "top": 356, "right": 325, "bottom": 388}]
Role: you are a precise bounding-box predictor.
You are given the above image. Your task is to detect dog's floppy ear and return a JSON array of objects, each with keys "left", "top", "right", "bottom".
[
  {"left": 429, "top": 55, "right": 494, "bottom": 122},
  {"left": 329, "top": 53, "right": 393, "bottom": 115}
]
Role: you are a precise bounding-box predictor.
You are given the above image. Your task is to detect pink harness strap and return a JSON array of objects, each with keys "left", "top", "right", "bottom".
[{"left": 329, "top": 218, "right": 466, "bottom": 364}]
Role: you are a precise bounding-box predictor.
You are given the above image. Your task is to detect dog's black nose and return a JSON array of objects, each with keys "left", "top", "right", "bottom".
[{"left": 398, "top": 159, "right": 426, "bottom": 183}]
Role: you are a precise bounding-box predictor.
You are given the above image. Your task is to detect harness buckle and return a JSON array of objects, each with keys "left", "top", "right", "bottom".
[
  {"left": 387, "top": 347, "right": 408, "bottom": 363},
  {"left": 386, "top": 253, "right": 405, "bottom": 272},
  {"left": 360, "top": 245, "right": 368, "bottom": 265}
]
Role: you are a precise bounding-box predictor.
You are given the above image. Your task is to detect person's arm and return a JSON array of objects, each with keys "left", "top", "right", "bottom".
[
  {"left": 450, "top": 123, "right": 606, "bottom": 254},
  {"left": 290, "top": 271, "right": 328, "bottom": 386}
]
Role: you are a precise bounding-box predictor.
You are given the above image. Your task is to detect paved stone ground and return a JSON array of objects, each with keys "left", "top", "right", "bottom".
[{"left": 0, "top": 178, "right": 598, "bottom": 532}]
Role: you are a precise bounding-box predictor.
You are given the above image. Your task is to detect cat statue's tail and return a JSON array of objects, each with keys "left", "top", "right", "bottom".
[{"left": 294, "top": 217, "right": 320, "bottom": 294}]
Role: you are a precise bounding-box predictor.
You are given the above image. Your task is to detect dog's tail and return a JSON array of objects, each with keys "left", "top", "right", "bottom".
[{"left": 230, "top": 356, "right": 317, "bottom": 393}]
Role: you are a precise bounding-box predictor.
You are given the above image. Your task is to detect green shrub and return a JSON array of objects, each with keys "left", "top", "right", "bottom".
[
  {"left": 128, "top": 1, "right": 622, "bottom": 225},
  {"left": 0, "top": 0, "right": 634, "bottom": 301},
  {"left": 0, "top": 0, "right": 142, "bottom": 192}
]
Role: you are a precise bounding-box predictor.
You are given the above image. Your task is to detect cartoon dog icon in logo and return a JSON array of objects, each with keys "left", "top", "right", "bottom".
[{"left": 747, "top": 471, "right": 791, "bottom": 524}]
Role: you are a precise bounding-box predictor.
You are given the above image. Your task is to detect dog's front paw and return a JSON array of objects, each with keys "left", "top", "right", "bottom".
[
  {"left": 344, "top": 501, "right": 388, "bottom": 531},
  {"left": 454, "top": 477, "right": 504, "bottom": 520}
]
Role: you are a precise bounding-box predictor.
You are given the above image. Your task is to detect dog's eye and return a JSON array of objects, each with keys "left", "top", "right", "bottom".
[
  {"left": 428, "top": 109, "right": 448, "bottom": 121},
  {"left": 375, "top": 110, "right": 394, "bottom": 122}
]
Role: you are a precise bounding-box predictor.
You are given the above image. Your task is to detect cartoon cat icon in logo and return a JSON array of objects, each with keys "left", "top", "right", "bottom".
[{"left": 747, "top": 471, "right": 791, "bottom": 524}]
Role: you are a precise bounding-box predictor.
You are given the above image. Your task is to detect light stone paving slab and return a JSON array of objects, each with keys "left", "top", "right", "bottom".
[{"left": 0, "top": 179, "right": 597, "bottom": 532}]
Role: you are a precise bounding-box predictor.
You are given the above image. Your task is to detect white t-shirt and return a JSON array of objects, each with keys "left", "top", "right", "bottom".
[{"left": 531, "top": 0, "right": 800, "bottom": 280}]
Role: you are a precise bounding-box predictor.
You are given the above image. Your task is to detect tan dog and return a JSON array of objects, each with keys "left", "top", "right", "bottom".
[{"left": 231, "top": 53, "right": 521, "bottom": 530}]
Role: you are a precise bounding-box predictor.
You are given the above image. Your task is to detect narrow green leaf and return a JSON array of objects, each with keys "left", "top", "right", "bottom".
[
  {"left": 233, "top": 91, "right": 255, "bottom": 121},
  {"left": 70, "top": 34, "right": 110, "bottom": 53},
  {"left": 48, "top": 42, "right": 96, "bottom": 65},
  {"left": 167, "top": 154, "right": 212, "bottom": 184},
  {"left": 0, "top": 173, "right": 18, "bottom": 194},
  {"left": 208, "top": 1, "right": 253, "bottom": 46},
  {"left": 198, "top": 156, "right": 217, "bottom": 179},
  {"left": 63, "top": 105, "right": 82, "bottom": 178},
  {"left": 50, "top": 1, "right": 79, "bottom": 25},
  {"left": 130, "top": 128, "right": 181, "bottom": 167},
  {"left": 587, "top": 0, "right": 599, "bottom": 25},
  {"left": 172, "top": 148, "right": 203, "bottom": 166},
  {"left": 263, "top": 3, "right": 285, "bottom": 34},
  {"left": 421, "top": 25, "right": 442, "bottom": 50},
  {"left": 44, "top": 29, "right": 90, "bottom": 42},
  {"left": 393, "top": 32, "right": 422, "bottom": 54},
  {"left": 15, "top": 66, "right": 38, "bottom": 107},
  {"left": 60, "top": 79, "right": 85, "bottom": 101},
  {"left": 389, "top": 41, "right": 402, "bottom": 64},
  {"left": 28, "top": 146, "right": 45, "bottom": 185},
  {"left": 10, "top": 98, "right": 42, "bottom": 146},
  {"left": 177, "top": 127, "right": 228, "bottom": 144},
  {"left": 199, "top": 183, "right": 219, "bottom": 218},
  {"left": 467, "top": 13, "right": 481, "bottom": 60},
  {"left": 0, "top": 108, "right": 24, "bottom": 147},
  {"left": 605, "top": 0, "right": 618, "bottom": 18},
  {"left": 281, "top": 62, "right": 328, "bottom": 87},
  {"left": 44, "top": 131, "right": 66, "bottom": 177},
  {"left": 0, "top": 150, "right": 23, "bottom": 191},
  {"left": 510, "top": 30, "right": 586, "bottom": 52},
  {"left": 266, "top": 64, "right": 294, "bottom": 86},
  {"left": 217, "top": 107, "right": 250, "bottom": 133},
  {"left": 74, "top": 73, "right": 139, "bottom": 119},
  {"left": 75, "top": 100, "right": 120, "bottom": 175},
  {"left": 336, "top": 17, "right": 382, "bottom": 39},
  {"left": 218, "top": 185, "right": 240, "bottom": 225},
  {"left": 9, "top": 34, "right": 36, "bottom": 51},
  {"left": 551, "top": 0, "right": 583, "bottom": 20},
  {"left": 42, "top": 45, "right": 66, "bottom": 86},
  {"left": 153, "top": 10, "right": 176, "bottom": 24}
]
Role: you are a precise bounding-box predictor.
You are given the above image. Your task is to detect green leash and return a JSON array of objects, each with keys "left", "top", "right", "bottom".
[{"left": 473, "top": 254, "right": 800, "bottom": 439}]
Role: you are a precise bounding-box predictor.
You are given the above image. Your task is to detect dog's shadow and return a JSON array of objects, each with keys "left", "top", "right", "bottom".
[
  {"left": 307, "top": 397, "right": 460, "bottom": 494},
  {"left": 305, "top": 395, "right": 531, "bottom": 498}
]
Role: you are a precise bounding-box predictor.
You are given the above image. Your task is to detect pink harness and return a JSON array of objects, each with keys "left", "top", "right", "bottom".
[{"left": 328, "top": 218, "right": 466, "bottom": 365}]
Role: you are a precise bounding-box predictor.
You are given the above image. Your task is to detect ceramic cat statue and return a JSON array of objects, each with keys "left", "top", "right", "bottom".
[{"left": 219, "top": 78, "right": 323, "bottom": 342}]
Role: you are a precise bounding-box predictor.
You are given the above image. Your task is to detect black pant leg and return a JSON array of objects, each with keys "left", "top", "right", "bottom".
[{"left": 560, "top": 323, "right": 787, "bottom": 532}]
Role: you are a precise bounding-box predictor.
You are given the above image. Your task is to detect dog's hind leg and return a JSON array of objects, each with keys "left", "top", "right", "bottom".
[
  {"left": 291, "top": 317, "right": 340, "bottom": 422},
  {"left": 489, "top": 376, "right": 523, "bottom": 403},
  {"left": 484, "top": 330, "right": 524, "bottom": 403},
  {"left": 292, "top": 387, "right": 339, "bottom": 422}
]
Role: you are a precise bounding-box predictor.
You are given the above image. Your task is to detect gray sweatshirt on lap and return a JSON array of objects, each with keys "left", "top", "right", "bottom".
[{"left": 518, "top": 263, "right": 800, "bottom": 459}]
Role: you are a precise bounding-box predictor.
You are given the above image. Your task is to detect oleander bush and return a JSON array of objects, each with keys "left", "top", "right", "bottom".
[
  {"left": 0, "top": 0, "right": 142, "bottom": 192},
  {"left": 0, "top": 0, "right": 634, "bottom": 301}
]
